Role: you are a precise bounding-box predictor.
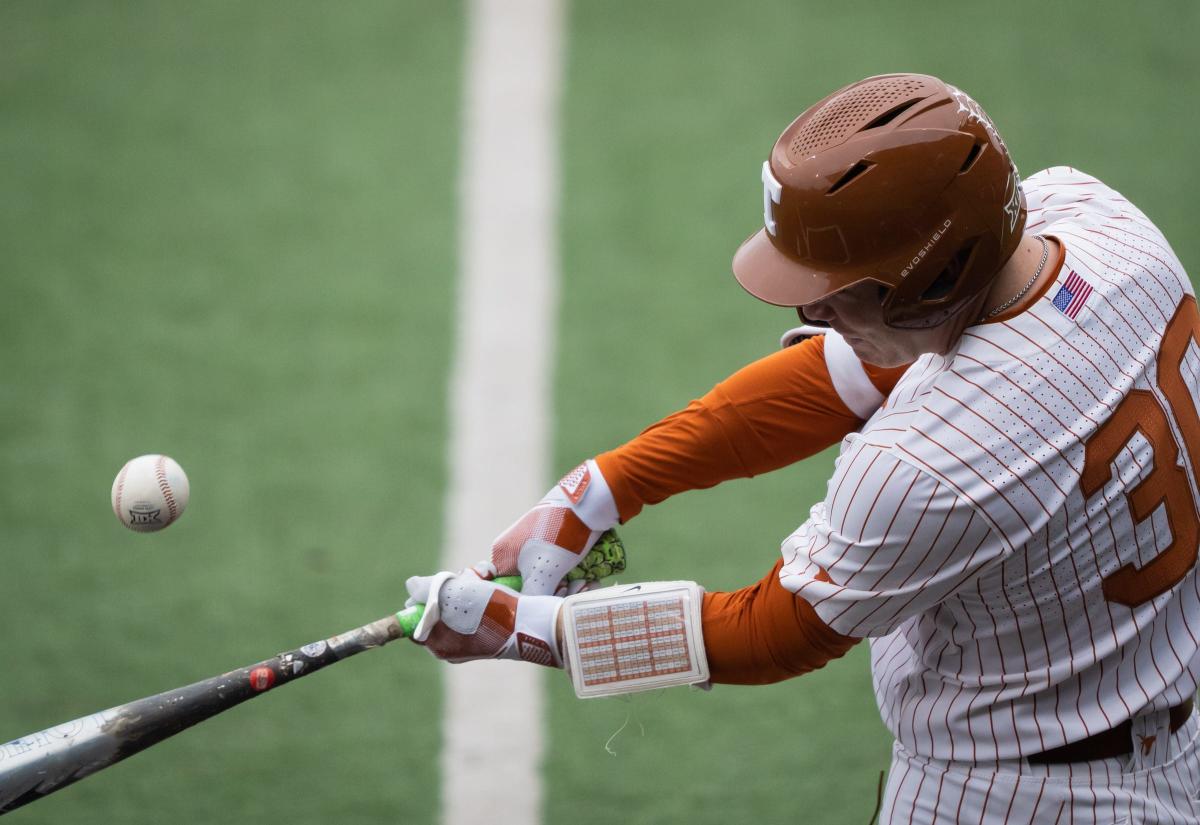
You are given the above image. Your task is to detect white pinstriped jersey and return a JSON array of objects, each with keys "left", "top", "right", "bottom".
[{"left": 779, "top": 167, "right": 1200, "bottom": 762}]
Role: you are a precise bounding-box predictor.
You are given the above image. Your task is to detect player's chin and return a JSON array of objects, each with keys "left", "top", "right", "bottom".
[{"left": 843, "top": 337, "right": 906, "bottom": 369}]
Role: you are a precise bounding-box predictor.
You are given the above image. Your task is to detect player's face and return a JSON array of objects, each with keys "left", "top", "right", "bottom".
[{"left": 801, "top": 282, "right": 947, "bottom": 367}]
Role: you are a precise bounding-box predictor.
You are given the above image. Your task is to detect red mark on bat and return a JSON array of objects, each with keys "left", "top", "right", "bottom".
[{"left": 249, "top": 667, "right": 276, "bottom": 692}]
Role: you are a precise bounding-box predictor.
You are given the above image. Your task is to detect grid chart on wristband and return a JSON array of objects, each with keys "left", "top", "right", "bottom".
[{"left": 574, "top": 595, "right": 693, "bottom": 686}]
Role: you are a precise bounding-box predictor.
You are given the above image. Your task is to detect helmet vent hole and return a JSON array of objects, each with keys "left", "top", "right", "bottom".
[
  {"left": 959, "top": 141, "right": 984, "bottom": 173},
  {"left": 787, "top": 76, "right": 929, "bottom": 158},
  {"left": 827, "top": 161, "right": 875, "bottom": 194},
  {"left": 863, "top": 98, "right": 921, "bottom": 130},
  {"left": 920, "top": 241, "right": 977, "bottom": 303},
  {"left": 921, "top": 268, "right": 959, "bottom": 302}
]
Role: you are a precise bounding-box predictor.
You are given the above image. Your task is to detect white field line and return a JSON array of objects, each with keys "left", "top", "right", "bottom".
[{"left": 441, "top": 0, "right": 563, "bottom": 823}]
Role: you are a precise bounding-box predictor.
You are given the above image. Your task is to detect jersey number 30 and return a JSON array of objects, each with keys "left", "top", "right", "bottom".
[{"left": 1081, "top": 296, "right": 1200, "bottom": 607}]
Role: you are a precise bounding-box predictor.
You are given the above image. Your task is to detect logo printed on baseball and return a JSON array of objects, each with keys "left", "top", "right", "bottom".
[
  {"left": 127, "top": 506, "right": 162, "bottom": 526},
  {"left": 111, "top": 454, "right": 190, "bottom": 533}
]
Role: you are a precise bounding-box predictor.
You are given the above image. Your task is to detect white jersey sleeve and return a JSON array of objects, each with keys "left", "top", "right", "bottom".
[{"left": 780, "top": 440, "right": 1004, "bottom": 638}]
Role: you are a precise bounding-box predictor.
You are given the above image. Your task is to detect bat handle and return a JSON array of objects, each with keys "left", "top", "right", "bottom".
[{"left": 396, "top": 575, "right": 523, "bottom": 638}]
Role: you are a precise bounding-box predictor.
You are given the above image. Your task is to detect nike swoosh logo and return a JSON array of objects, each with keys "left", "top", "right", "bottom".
[{"left": 626, "top": 585, "right": 642, "bottom": 593}]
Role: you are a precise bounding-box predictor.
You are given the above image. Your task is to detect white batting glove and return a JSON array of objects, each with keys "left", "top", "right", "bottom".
[
  {"left": 488, "top": 459, "right": 619, "bottom": 596},
  {"left": 405, "top": 567, "right": 563, "bottom": 667}
]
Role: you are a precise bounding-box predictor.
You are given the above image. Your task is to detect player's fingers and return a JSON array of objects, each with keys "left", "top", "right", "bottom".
[
  {"left": 555, "top": 578, "right": 597, "bottom": 597},
  {"left": 405, "top": 572, "right": 451, "bottom": 611},
  {"left": 404, "top": 575, "right": 433, "bottom": 605},
  {"left": 411, "top": 571, "right": 458, "bottom": 642},
  {"left": 465, "top": 560, "right": 498, "bottom": 580}
]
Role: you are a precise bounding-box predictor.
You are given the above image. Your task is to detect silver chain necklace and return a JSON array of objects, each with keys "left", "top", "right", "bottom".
[{"left": 984, "top": 236, "right": 1050, "bottom": 320}]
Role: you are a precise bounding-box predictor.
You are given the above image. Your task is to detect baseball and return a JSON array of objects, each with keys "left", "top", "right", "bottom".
[{"left": 110, "top": 454, "right": 190, "bottom": 533}]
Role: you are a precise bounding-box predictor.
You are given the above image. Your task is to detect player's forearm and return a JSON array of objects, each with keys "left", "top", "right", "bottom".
[
  {"left": 597, "top": 337, "right": 874, "bottom": 522},
  {"left": 408, "top": 548, "right": 855, "bottom": 695},
  {"left": 549, "top": 559, "right": 860, "bottom": 687},
  {"left": 700, "top": 559, "right": 860, "bottom": 684},
  {"left": 595, "top": 401, "right": 749, "bottom": 521}
]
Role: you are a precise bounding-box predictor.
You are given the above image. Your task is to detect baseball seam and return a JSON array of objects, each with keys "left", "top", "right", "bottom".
[
  {"left": 113, "top": 461, "right": 131, "bottom": 520},
  {"left": 155, "top": 456, "right": 179, "bottom": 523}
]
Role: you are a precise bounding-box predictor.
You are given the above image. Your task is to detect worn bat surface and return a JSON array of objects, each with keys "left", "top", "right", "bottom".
[
  {"left": 0, "top": 530, "right": 626, "bottom": 815},
  {"left": 0, "top": 613, "right": 403, "bottom": 814}
]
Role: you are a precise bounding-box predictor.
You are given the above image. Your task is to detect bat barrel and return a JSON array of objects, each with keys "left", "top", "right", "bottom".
[
  {"left": 0, "top": 614, "right": 403, "bottom": 815},
  {"left": 0, "top": 709, "right": 126, "bottom": 813}
]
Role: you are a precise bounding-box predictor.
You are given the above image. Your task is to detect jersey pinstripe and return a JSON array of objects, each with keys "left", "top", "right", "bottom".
[
  {"left": 881, "top": 716, "right": 1200, "bottom": 824},
  {"left": 779, "top": 167, "right": 1200, "bottom": 762}
]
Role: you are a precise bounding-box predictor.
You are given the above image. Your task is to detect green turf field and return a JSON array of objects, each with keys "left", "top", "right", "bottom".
[
  {"left": 2, "top": 1, "right": 1198, "bottom": 823},
  {"left": 1, "top": 3, "right": 461, "bottom": 821}
]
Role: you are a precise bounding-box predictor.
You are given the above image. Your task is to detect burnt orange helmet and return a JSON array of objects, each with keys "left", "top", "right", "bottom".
[{"left": 732, "top": 73, "right": 1026, "bottom": 329}]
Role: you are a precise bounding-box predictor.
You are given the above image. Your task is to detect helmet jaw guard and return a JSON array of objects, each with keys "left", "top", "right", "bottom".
[{"left": 732, "top": 74, "right": 1027, "bottom": 330}]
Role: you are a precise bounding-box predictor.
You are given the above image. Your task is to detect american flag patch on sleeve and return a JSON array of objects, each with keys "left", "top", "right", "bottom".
[{"left": 1051, "top": 270, "right": 1093, "bottom": 319}]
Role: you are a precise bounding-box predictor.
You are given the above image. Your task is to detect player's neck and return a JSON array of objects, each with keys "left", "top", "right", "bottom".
[{"left": 979, "top": 233, "right": 1062, "bottom": 322}]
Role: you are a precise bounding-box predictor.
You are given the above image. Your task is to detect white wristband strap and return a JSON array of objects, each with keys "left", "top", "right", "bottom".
[
  {"left": 513, "top": 595, "right": 563, "bottom": 667},
  {"left": 573, "top": 459, "right": 619, "bottom": 530},
  {"left": 560, "top": 582, "right": 709, "bottom": 698}
]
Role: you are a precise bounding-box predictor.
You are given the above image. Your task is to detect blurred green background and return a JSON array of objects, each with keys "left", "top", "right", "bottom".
[{"left": 2, "top": 1, "right": 1197, "bottom": 823}]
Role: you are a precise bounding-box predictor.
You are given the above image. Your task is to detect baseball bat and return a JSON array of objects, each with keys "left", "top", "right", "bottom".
[{"left": 0, "top": 530, "right": 626, "bottom": 815}]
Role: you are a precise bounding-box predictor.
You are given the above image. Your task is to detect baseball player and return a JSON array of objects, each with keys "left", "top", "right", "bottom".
[{"left": 406, "top": 74, "right": 1200, "bottom": 822}]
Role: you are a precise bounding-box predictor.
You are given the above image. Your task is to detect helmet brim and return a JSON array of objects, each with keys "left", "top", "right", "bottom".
[{"left": 732, "top": 228, "right": 853, "bottom": 308}]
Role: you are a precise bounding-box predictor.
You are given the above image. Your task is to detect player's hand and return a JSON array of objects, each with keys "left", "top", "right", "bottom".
[
  {"left": 405, "top": 566, "right": 563, "bottom": 666},
  {"left": 489, "top": 460, "right": 620, "bottom": 596}
]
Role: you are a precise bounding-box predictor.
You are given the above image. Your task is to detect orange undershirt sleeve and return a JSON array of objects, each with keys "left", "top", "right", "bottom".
[
  {"left": 702, "top": 559, "right": 860, "bottom": 684},
  {"left": 596, "top": 335, "right": 906, "bottom": 522},
  {"left": 864, "top": 360, "right": 907, "bottom": 397}
]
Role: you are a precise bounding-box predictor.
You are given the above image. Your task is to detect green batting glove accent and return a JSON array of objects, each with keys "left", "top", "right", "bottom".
[{"left": 566, "top": 529, "right": 626, "bottom": 582}]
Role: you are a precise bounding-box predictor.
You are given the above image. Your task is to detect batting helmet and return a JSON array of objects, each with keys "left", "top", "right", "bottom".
[{"left": 732, "top": 74, "right": 1026, "bottom": 329}]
